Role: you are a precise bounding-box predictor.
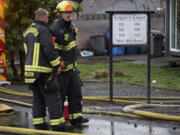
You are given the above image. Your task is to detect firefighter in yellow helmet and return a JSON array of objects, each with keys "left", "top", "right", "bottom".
[
  {"left": 50, "top": 1, "right": 89, "bottom": 126},
  {"left": 55, "top": 1, "right": 73, "bottom": 15}
]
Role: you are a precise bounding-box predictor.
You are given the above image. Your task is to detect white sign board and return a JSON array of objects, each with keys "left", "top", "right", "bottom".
[{"left": 112, "top": 14, "right": 148, "bottom": 45}]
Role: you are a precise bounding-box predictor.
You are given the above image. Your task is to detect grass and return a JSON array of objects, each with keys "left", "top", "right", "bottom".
[
  {"left": 6, "top": 62, "right": 180, "bottom": 90},
  {"left": 78, "top": 62, "right": 180, "bottom": 90}
]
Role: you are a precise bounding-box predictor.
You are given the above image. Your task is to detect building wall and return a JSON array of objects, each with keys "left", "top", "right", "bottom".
[
  {"left": 74, "top": 20, "right": 108, "bottom": 49},
  {"left": 74, "top": 0, "right": 164, "bottom": 50},
  {"left": 82, "top": 0, "right": 158, "bottom": 14},
  {"left": 74, "top": 16, "right": 164, "bottom": 49}
]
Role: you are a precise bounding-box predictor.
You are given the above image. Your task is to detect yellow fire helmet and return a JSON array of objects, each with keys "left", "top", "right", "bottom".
[{"left": 56, "top": 1, "right": 73, "bottom": 15}]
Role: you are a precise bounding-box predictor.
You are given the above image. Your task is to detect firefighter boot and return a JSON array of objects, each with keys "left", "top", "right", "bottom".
[
  {"left": 70, "top": 116, "right": 89, "bottom": 126},
  {"left": 34, "top": 123, "right": 49, "bottom": 130},
  {"left": 51, "top": 122, "right": 73, "bottom": 132}
]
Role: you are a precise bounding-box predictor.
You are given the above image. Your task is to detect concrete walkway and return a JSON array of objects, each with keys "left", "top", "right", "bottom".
[{"left": 78, "top": 54, "right": 180, "bottom": 67}]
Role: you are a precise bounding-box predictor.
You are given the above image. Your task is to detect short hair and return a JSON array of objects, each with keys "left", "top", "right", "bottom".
[{"left": 35, "top": 8, "right": 49, "bottom": 20}]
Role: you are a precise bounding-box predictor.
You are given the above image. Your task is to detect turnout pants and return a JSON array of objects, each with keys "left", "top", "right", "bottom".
[
  {"left": 58, "top": 68, "right": 83, "bottom": 120},
  {"left": 29, "top": 74, "right": 65, "bottom": 130}
]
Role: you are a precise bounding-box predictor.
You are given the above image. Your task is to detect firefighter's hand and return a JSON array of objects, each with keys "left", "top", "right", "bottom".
[{"left": 56, "top": 66, "right": 61, "bottom": 75}]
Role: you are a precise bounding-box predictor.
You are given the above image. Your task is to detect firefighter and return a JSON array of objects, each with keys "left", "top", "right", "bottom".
[
  {"left": 23, "top": 8, "right": 71, "bottom": 131},
  {"left": 50, "top": 1, "right": 89, "bottom": 126}
]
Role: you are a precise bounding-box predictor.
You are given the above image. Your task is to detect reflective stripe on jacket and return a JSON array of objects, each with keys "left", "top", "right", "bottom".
[
  {"left": 50, "top": 19, "right": 78, "bottom": 72},
  {"left": 23, "top": 20, "right": 60, "bottom": 83}
]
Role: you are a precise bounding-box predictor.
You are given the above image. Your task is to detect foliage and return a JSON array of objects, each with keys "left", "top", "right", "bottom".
[
  {"left": 4, "top": 0, "right": 61, "bottom": 52},
  {"left": 4, "top": 0, "right": 40, "bottom": 79},
  {"left": 4, "top": 0, "right": 83, "bottom": 56},
  {"left": 4, "top": 0, "right": 82, "bottom": 79}
]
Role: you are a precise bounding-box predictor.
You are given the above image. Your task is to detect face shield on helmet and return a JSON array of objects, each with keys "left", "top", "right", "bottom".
[{"left": 55, "top": 1, "right": 73, "bottom": 16}]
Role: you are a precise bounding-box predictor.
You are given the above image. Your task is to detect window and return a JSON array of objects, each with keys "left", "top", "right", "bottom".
[{"left": 170, "top": 0, "right": 180, "bottom": 52}]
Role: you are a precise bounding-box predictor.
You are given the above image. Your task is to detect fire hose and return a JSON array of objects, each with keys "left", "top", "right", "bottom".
[{"left": 0, "top": 86, "right": 180, "bottom": 121}]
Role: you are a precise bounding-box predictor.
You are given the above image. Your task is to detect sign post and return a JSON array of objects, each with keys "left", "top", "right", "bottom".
[{"left": 106, "top": 11, "right": 154, "bottom": 103}]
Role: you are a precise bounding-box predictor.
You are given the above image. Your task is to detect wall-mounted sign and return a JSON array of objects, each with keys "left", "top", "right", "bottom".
[{"left": 112, "top": 14, "right": 148, "bottom": 45}]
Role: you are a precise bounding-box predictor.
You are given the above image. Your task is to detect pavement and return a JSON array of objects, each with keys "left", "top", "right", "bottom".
[
  {"left": 0, "top": 54, "right": 180, "bottom": 135},
  {"left": 0, "top": 81, "right": 180, "bottom": 135},
  {"left": 77, "top": 54, "right": 180, "bottom": 67}
]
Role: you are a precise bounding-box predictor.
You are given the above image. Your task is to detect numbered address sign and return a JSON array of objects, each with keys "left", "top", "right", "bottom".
[{"left": 112, "top": 14, "right": 148, "bottom": 45}]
